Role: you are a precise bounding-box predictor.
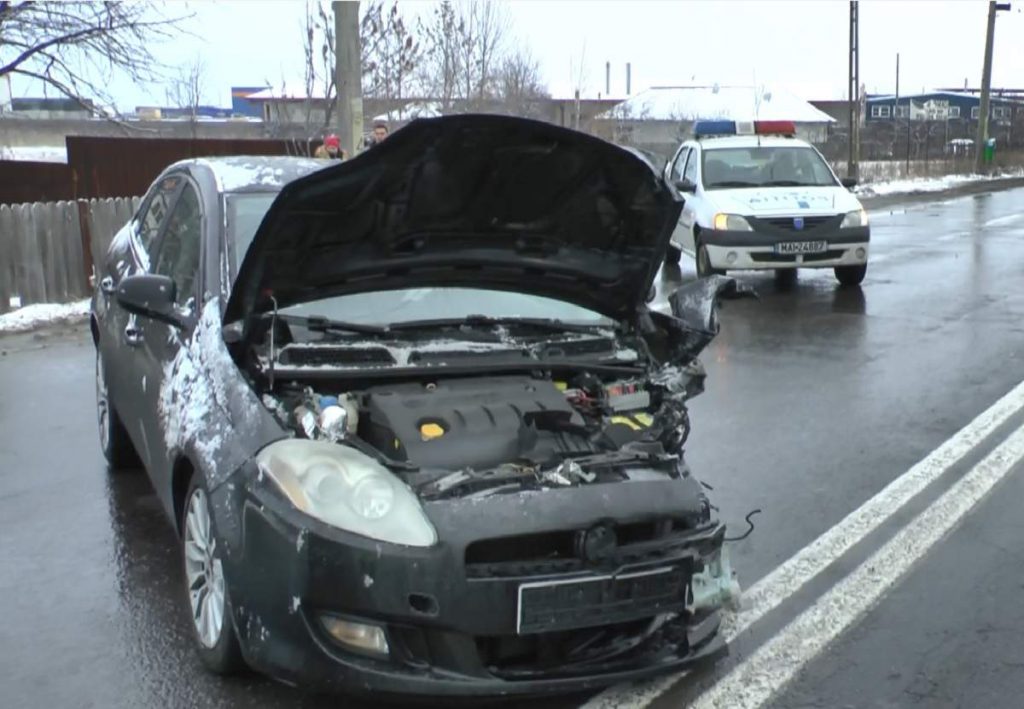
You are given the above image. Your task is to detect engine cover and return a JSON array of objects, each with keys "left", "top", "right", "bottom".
[{"left": 359, "top": 376, "right": 589, "bottom": 469}]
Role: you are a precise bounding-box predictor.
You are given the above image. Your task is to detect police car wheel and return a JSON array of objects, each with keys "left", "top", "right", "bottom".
[
  {"left": 696, "top": 245, "right": 723, "bottom": 278},
  {"left": 665, "top": 243, "right": 682, "bottom": 265},
  {"left": 835, "top": 264, "right": 867, "bottom": 287}
]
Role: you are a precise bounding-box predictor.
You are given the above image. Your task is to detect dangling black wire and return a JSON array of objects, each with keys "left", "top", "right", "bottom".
[{"left": 724, "top": 508, "right": 762, "bottom": 542}]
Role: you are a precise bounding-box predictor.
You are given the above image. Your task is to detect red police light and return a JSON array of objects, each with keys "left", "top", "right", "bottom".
[{"left": 754, "top": 120, "right": 796, "bottom": 135}]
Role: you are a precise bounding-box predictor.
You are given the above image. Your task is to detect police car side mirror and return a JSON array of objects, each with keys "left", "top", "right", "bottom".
[
  {"left": 674, "top": 178, "right": 697, "bottom": 194},
  {"left": 840, "top": 177, "right": 857, "bottom": 189}
]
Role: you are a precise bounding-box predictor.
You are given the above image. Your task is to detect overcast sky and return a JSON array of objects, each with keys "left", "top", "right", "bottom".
[{"left": 12, "top": 0, "right": 1024, "bottom": 109}]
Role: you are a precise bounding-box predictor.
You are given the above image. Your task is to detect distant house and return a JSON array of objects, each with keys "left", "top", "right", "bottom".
[
  {"left": 864, "top": 91, "right": 1024, "bottom": 123},
  {"left": 595, "top": 85, "right": 835, "bottom": 158},
  {"left": 231, "top": 86, "right": 270, "bottom": 118}
]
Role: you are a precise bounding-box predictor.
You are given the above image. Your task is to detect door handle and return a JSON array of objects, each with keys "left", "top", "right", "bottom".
[
  {"left": 100, "top": 276, "right": 116, "bottom": 295},
  {"left": 124, "top": 324, "right": 143, "bottom": 347}
]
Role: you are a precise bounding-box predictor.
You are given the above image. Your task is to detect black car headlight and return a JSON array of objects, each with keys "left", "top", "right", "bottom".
[{"left": 256, "top": 440, "right": 438, "bottom": 547}]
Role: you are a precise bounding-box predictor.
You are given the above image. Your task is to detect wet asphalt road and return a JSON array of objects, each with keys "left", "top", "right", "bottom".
[{"left": 2, "top": 186, "right": 1024, "bottom": 709}]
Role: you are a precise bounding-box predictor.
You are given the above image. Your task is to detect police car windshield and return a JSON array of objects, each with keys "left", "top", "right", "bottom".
[{"left": 702, "top": 146, "right": 838, "bottom": 189}]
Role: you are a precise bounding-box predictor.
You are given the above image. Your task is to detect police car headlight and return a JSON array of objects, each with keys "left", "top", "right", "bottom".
[
  {"left": 841, "top": 209, "right": 868, "bottom": 228},
  {"left": 256, "top": 439, "right": 438, "bottom": 547},
  {"left": 713, "top": 213, "right": 753, "bottom": 231}
]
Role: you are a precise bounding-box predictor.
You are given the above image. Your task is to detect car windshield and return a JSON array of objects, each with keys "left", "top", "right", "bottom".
[
  {"left": 225, "top": 193, "right": 277, "bottom": 268},
  {"left": 702, "top": 146, "right": 838, "bottom": 189},
  {"left": 282, "top": 288, "right": 613, "bottom": 329}
]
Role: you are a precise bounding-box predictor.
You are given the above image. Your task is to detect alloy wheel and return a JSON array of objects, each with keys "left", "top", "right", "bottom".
[
  {"left": 95, "top": 353, "right": 110, "bottom": 450},
  {"left": 183, "top": 488, "right": 226, "bottom": 649}
]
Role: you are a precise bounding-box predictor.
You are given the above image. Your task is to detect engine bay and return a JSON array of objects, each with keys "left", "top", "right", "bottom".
[{"left": 256, "top": 343, "right": 704, "bottom": 499}]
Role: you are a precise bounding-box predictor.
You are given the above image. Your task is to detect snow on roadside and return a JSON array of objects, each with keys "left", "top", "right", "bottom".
[
  {"left": 855, "top": 168, "right": 1024, "bottom": 197},
  {"left": 0, "top": 299, "right": 90, "bottom": 334},
  {"left": 0, "top": 145, "right": 68, "bottom": 163}
]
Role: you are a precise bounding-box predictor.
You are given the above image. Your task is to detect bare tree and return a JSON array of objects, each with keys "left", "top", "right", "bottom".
[
  {"left": 0, "top": 2, "right": 188, "bottom": 117},
  {"left": 362, "top": 0, "right": 421, "bottom": 109},
  {"left": 302, "top": 0, "right": 336, "bottom": 131},
  {"left": 456, "top": 0, "right": 509, "bottom": 106},
  {"left": 417, "top": 0, "right": 462, "bottom": 111},
  {"left": 496, "top": 47, "right": 547, "bottom": 118},
  {"left": 165, "top": 58, "right": 206, "bottom": 135}
]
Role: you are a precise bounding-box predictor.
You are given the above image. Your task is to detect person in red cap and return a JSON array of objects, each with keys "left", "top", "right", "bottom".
[{"left": 314, "top": 134, "right": 345, "bottom": 160}]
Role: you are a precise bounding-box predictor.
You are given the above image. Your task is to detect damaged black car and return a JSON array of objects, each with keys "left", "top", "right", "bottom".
[{"left": 90, "top": 115, "right": 745, "bottom": 698}]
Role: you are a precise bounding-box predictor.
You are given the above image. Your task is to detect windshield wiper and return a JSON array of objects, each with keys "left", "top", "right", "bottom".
[
  {"left": 707, "top": 180, "right": 759, "bottom": 188},
  {"left": 270, "top": 313, "right": 390, "bottom": 336},
  {"left": 387, "top": 315, "right": 614, "bottom": 335}
]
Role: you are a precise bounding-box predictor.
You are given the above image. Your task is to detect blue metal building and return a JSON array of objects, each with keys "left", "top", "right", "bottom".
[{"left": 864, "top": 91, "right": 1024, "bottom": 123}]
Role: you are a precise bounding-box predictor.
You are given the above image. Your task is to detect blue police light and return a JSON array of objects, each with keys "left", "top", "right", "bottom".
[{"left": 693, "top": 120, "right": 736, "bottom": 137}]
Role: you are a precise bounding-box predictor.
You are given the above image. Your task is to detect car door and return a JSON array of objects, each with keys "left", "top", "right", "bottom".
[
  {"left": 677, "top": 147, "right": 701, "bottom": 254},
  {"left": 100, "top": 174, "right": 184, "bottom": 447},
  {"left": 134, "top": 179, "right": 205, "bottom": 489}
]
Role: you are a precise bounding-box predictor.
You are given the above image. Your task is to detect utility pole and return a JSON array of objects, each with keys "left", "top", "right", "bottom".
[
  {"left": 848, "top": 1, "right": 860, "bottom": 181},
  {"left": 894, "top": 53, "right": 900, "bottom": 169},
  {"left": 975, "top": 2, "right": 1011, "bottom": 173},
  {"left": 334, "top": 1, "right": 362, "bottom": 158}
]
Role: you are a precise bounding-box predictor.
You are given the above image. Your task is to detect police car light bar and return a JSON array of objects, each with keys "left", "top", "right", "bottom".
[{"left": 693, "top": 120, "right": 796, "bottom": 138}]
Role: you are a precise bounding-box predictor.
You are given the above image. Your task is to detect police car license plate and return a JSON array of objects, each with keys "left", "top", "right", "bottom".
[{"left": 775, "top": 240, "right": 827, "bottom": 255}]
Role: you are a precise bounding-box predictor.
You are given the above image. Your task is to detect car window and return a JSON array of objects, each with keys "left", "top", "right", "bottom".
[
  {"left": 702, "top": 146, "right": 838, "bottom": 188},
  {"left": 153, "top": 183, "right": 202, "bottom": 305},
  {"left": 225, "top": 193, "right": 277, "bottom": 269},
  {"left": 682, "top": 148, "right": 699, "bottom": 185},
  {"left": 671, "top": 147, "right": 690, "bottom": 182},
  {"left": 137, "top": 175, "right": 183, "bottom": 256}
]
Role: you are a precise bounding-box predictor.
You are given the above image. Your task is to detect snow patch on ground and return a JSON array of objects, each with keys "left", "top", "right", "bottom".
[
  {"left": 0, "top": 145, "right": 68, "bottom": 163},
  {"left": 0, "top": 299, "right": 89, "bottom": 333},
  {"left": 855, "top": 168, "right": 1024, "bottom": 197}
]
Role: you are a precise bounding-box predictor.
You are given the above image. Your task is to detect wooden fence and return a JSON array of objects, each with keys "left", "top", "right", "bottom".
[{"left": 0, "top": 197, "right": 140, "bottom": 314}]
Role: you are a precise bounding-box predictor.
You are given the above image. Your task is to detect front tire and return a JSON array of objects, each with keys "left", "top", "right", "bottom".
[
  {"left": 182, "top": 475, "right": 245, "bottom": 674},
  {"left": 696, "top": 242, "right": 723, "bottom": 278},
  {"left": 96, "top": 349, "right": 140, "bottom": 470},
  {"left": 835, "top": 264, "right": 867, "bottom": 286}
]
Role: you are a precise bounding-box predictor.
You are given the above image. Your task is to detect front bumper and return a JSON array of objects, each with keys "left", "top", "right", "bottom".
[
  {"left": 216, "top": 469, "right": 731, "bottom": 697},
  {"left": 703, "top": 224, "right": 870, "bottom": 271}
]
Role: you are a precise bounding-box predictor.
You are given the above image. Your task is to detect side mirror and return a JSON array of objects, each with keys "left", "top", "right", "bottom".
[
  {"left": 674, "top": 178, "right": 697, "bottom": 194},
  {"left": 116, "top": 274, "right": 186, "bottom": 329},
  {"left": 840, "top": 177, "right": 857, "bottom": 189}
]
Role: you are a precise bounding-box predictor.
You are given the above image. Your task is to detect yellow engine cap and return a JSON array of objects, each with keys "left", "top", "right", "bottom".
[{"left": 420, "top": 422, "right": 445, "bottom": 440}]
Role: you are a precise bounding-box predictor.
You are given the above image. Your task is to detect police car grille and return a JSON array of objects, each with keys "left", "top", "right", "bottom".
[{"left": 758, "top": 215, "right": 837, "bottom": 231}]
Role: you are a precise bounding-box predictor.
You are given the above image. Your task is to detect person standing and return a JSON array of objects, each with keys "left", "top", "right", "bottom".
[{"left": 314, "top": 134, "right": 345, "bottom": 160}]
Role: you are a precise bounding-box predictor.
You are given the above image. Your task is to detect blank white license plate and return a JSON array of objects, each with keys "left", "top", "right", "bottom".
[{"left": 775, "top": 240, "right": 827, "bottom": 255}]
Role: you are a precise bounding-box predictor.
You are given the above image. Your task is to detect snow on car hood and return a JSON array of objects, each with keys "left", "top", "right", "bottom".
[
  {"left": 708, "top": 185, "right": 861, "bottom": 216},
  {"left": 223, "top": 115, "right": 682, "bottom": 324}
]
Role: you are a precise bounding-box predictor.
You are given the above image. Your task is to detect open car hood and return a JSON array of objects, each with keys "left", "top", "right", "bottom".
[{"left": 224, "top": 115, "right": 681, "bottom": 325}]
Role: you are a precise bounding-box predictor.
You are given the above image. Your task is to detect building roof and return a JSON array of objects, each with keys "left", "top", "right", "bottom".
[
  {"left": 245, "top": 83, "right": 330, "bottom": 101},
  {"left": 600, "top": 85, "right": 835, "bottom": 123}
]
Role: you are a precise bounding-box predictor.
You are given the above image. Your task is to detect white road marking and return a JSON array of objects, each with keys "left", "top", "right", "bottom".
[
  {"left": 690, "top": 422, "right": 1024, "bottom": 709},
  {"left": 581, "top": 377, "right": 1024, "bottom": 709},
  {"left": 983, "top": 213, "right": 1023, "bottom": 228}
]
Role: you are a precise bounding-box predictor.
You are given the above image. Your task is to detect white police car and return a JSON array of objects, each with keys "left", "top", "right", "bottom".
[{"left": 663, "top": 120, "right": 869, "bottom": 286}]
